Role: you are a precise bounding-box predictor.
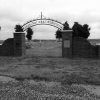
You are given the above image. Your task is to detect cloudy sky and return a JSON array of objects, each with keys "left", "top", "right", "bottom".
[{"left": 0, "top": 0, "right": 100, "bottom": 39}]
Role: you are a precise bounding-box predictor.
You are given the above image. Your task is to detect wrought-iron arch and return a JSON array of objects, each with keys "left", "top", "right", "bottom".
[{"left": 22, "top": 13, "right": 64, "bottom": 31}]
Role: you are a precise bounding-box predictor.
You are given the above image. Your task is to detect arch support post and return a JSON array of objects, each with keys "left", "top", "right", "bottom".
[
  {"left": 61, "top": 30, "right": 73, "bottom": 58},
  {"left": 13, "top": 32, "right": 26, "bottom": 56}
]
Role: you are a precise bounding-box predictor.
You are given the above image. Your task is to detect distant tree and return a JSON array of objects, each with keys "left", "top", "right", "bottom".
[
  {"left": 55, "top": 29, "right": 62, "bottom": 41},
  {"left": 26, "top": 28, "right": 33, "bottom": 41},
  {"left": 0, "top": 26, "right": 1, "bottom": 30},
  {"left": 72, "top": 22, "right": 82, "bottom": 37},
  {"left": 14, "top": 24, "right": 23, "bottom": 32},
  {"left": 72, "top": 22, "right": 90, "bottom": 39},
  {"left": 82, "top": 24, "right": 90, "bottom": 38},
  {"left": 55, "top": 21, "right": 71, "bottom": 41}
]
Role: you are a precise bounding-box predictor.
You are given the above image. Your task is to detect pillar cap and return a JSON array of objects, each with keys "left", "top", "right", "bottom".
[
  {"left": 14, "top": 32, "right": 25, "bottom": 33},
  {"left": 60, "top": 30, "right": 73, "bottom": 32}
]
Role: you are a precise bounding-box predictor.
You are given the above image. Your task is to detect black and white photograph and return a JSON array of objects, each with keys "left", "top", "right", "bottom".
[{"left": 0, "top": 0, "right": 100, "bottom": 99}]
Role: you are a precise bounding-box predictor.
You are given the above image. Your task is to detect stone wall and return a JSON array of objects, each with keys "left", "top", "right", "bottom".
[
  {"left": 72, "top": 37, "right": 98, "bottom": 58},
  {"left": 61, "top": 30, "right": 100, "bottom": 58},
  {"left": 0, "top": 32, "right": 25, "bottom": 56},
  {"left": 0, "top": 38, "right": 14, "bottom": 56}
]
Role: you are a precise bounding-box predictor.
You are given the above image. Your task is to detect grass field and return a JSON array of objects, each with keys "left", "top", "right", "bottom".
[{"left": 0, "top": 40, "right": 100, "bottom": 99}]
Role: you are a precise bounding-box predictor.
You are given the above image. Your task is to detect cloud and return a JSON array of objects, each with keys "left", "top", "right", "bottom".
[
  {"left": 0, "top": 0, "right": 100, "bottom": 39},
  {"left": 0, "top": 9, "right": 25, "bottom": 23}
]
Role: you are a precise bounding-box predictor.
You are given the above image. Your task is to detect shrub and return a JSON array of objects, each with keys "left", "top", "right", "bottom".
[{"left": 14, "top": 24, "right": 23, "bottom": 32}]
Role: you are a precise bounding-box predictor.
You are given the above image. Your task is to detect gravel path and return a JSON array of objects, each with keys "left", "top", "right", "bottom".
[{"left": 0, "top": 79, "right": 99, "bottom": 100}]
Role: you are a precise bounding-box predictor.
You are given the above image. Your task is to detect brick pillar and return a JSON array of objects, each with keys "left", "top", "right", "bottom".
[
  {"left": 61, "top": 30, "right": 73, "bottom": 58},
  {"left": 13, "top": 32, "right": 25, "bottom": 56},
  {"left": 97, "top": 45, "right": 100, "bottom": 58}
]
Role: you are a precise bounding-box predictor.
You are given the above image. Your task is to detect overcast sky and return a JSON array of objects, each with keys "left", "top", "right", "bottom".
[{"left": 0, "top": 0, "right": 100, "bottom": 39}]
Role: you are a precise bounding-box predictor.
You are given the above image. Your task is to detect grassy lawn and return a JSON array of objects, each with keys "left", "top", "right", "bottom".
[{"left": 0, "top": 41, "right": 100, "bottom": 99}]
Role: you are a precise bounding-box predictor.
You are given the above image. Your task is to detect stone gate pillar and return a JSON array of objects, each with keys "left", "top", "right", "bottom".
[
  {"left": 61, "top": 30, "right": 73, "bottom": 58},
  {"left": 13, "top": 32, "right": 25, "bottom": 56}
]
